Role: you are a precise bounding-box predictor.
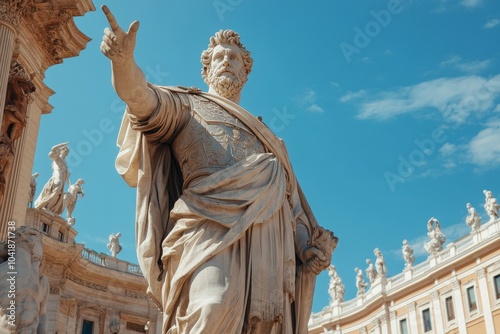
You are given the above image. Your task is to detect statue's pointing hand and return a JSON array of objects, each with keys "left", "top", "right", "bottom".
[{"left": 100, "top": 5, "right": 140, "bottom": 63}]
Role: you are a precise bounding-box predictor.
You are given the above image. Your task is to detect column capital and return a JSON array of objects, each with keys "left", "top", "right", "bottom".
[{"left": 0, "top": 0, "right": 35, "bottom": 28}]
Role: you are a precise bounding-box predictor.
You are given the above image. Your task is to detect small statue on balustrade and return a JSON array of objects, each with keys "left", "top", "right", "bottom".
[
  {"left": 107, "top": 232, "right": 122, "bottom": 258},
  {"left": 355, "top": 267, "right": 368, "bottom": 296},
  {"left": 465, "top": 202, "right": 481, "bottom": 231},
  {"left": 424, "top": 217, "right": 446, "bottom": 255},
  {"left": 483, "top": 190, "right": 499, "bottom": 222},
  {"left": 401, "top": 239, "right": 415, "bottom": 268}
]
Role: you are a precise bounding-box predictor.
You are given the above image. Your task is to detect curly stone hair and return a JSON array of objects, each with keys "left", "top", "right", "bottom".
[{"left": 201, "top": 29, "right": 253, "bottom": 81}]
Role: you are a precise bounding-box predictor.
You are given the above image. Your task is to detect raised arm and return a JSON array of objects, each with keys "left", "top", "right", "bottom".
[{"left": 100, "top": 5, "right": 157, "bottom": 118}]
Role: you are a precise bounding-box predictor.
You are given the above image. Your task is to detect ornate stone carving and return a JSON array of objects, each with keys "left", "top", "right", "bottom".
[
  {"left": 107, "top": 232, "right": 122, "bottom": 258},
  {"left": 0, "top": 0, "right": 36, "bottom": 28},
  {"left": 424, "top": 217, "right": 446, "bottom": 255},
  {"left": 407, "top": 301, "right": 416, "bottom": 311},
  {"left": 67, "top": 273, "right": 107, "bottom": 292},
  {"left": 0, "top": 226, "right": 49, "bottom": 333},
  {"left": 402, "top": 239, "right": 415, "bottom": 268},
  {"left": 431, "top": 291, "right": 439, "bottom": 300},
  {"left": 28, "top": 172, "right": 38, "bottom": 207},
  {"left": 109, "top": 319, "right": 121, "bottom": 334},
  {"left": 476, "top": 268, "right": 485, "bottom": 279},
  {"left": 0, "top": 61, "right": 35, "bottom": 204}
]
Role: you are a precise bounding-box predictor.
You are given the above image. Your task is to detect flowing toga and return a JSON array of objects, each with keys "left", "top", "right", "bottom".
[{"left": 116, "top": 85, "right": 318, "bottom": 333}]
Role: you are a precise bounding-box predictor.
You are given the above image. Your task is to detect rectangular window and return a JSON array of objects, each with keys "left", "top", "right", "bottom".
[
  {"left": 42, "top": 223, "right": 50, "bottom": 234},
  {"left": 399, "top": 318, "right": 408, "bottom": 334},
  {"left": 467, "top": 286, "right": 477, "bottom": 312},
  {"left": 445, "top": 296, "right": 455, "bottom": 321},
  {"left": 82, "top": 320, "right": 93, "bottom": 334},
  {"left": 494, "top": 274, "right": 500, "bottom": 300},
  {"left": 422, "top": 308, "right": 432, "bottom": 332},
  {"left": 58, "top": 231, "right": 64, "bottom": 242}
]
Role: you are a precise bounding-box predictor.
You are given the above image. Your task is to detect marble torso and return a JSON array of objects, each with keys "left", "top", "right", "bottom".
[{"left": 171, "top": 94, "right": 266, "bottom": 186}]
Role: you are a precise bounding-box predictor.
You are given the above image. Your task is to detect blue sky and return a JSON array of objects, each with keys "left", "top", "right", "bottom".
[{"left": 32, "top": 0, "right": 500, "bottom": 312}]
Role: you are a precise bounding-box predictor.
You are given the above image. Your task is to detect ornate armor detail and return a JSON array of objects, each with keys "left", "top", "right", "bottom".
[{"left": 172, "top": 95, "right": 266, "bottom": 186}]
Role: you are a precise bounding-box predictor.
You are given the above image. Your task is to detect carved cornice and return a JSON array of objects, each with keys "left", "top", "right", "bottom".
[
  {"left": 67, "top": 273, "right": 108, "bottom": 292},
  {"left": 0, "top": 0, "right": 36, "bottom": 28}
]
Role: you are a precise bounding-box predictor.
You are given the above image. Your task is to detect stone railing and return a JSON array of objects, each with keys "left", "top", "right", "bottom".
[
  {"left": 81, "top": 247, "right": 143, "bottom": 277},
  {"left": 309, "top": 218, "right": 500, "bottom": 327}
]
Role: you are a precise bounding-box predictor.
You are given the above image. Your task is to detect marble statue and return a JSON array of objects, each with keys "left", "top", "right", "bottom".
[
  {"left": 327, "top": 265, "right": 345, "bottom": 305},
  {"left": 401, "top": 239, "right": 415, "bottom": 268},
  {"left": 465, "top": 202, "right": 481, "bottom": 231},
  {"left": 34, "top": 142, "right": 70, "bottom": 214},
  {"left": 0, "top": 226, "right": 49, "bottom": 333},
  {"left": 355, "top": 267, "right": 368, "bottom": 296},
  {"left": 483, "top": 190, "right": 499, "bottom": 222},
  {"left": 365, "top": 259, "right": 376, "bottom": 284},
  {"left": 424, "top": 217, "right": 446, "bottom": 255},
  {"left": 100, "top": 5, "right": 337, "bottom": 333},
  {"left": 374, "top": 248, "right": 387, "bottom": 278},
  {"left": 107, "top": 232, "right": 122, "bottom": 258},
  {"left": 63, "top": 178, "right": 85, "bottom": 226},
  {"left": 28, "top": 172, "right": 39, "bottom": 207}
]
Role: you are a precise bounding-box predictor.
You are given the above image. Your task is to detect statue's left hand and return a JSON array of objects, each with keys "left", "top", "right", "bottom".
[{"left": 301, "top": 246, "right": 330, "bottom": 275}]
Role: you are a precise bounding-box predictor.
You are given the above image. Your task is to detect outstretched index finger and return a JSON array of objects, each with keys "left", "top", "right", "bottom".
[{"left": 102, "top": 5, "right": 121, "bottom": 31}]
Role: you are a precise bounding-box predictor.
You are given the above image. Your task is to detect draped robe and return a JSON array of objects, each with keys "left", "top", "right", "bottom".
[{"left": 116, "top": 85, "right": 318, "bottom": 333}]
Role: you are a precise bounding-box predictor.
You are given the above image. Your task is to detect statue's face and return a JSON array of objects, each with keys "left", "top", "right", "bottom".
[{"left": 207, "top": 43, "right": 247, "bottom": 99}]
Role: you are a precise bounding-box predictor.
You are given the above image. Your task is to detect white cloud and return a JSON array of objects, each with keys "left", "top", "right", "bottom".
[
  {"left": 439, "top": 143, "right": 457, "bottom": 156},
  {"left": 467, "top": 119, "right": 500, "bottom": 167},
  {"left": 460, "top": 0, "right": 483, "bottom": 8},
  {"left": 340, "top": 90, "right": 367, "bottom": 103},
  {"left": 351, "top": 74, "right": 500, "bottom": 123},
  {"left": 295, "top": 88, "right": 324, "bottom": 113},
  {"left": 484, "top": 18, "right": 500, "bottom": 29},
  {"left": 440, "top": 55, "right": 492, "bottom": 73},
  {"left": 383, "top": 50, "right": 393, "bottom": 56},
  {"left": 307, "top": 104, "right": 324, "bottom": 113}
]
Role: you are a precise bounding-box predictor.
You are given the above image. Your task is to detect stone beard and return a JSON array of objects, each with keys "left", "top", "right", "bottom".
[{"left": 205, "top": 66, "right": 247, "bottom": 101}]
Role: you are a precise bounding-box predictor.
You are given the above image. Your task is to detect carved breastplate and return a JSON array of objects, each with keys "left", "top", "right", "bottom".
[{"left": 172, "top": 95, "right": 266, "bottom": 184}]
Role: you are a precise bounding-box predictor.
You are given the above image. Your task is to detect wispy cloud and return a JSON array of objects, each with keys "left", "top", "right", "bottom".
[
  {"left": 440, "top": 55, "right": 492, "bottom": 73},
  {"left": 343, "top": 74, "right": 500, "bottom": 124},
  {"left": 484, "top": 18, "right": 500, "bottom": 29},
  {"left": 295, "top": 88, "right": 324, "bottom": 113},
  {"left": 467, "top": 118, "right": 500, "bottom": 168},
  {"left": 340, "top": 90, "right": 367, "bottom": 103},
  {"left": 460, "top": 0, "right": 483, "bottom": 8}
]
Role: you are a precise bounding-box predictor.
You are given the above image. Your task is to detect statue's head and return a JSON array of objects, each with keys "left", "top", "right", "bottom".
[
  {"left": 60, "top": 146, "right": 70, "bottom": 159},
  {"left": 76, "top": 178, "right": 85, "bottom": 185},
  {"left": 201, "top": 29, "right": 253, "bottom": 100},
  {"left": 16, "top": 226, "right": 43, "bottom": 262}
]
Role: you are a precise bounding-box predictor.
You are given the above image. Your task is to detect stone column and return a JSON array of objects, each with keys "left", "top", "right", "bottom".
[
  {"left": 451, "top": 280, "right": 468, "bottom": 333},
  {"left": 476, "top": 268, "right": 495, "bottom": 332},
  {"left": 431, "top": 291, "right": 444, "bottom": 334},
  {"left": 406, "top": 302, "right": 418, "bottom": 334},
  {"left": 0, "top": 1, "right": 24, "bottom": 128}
]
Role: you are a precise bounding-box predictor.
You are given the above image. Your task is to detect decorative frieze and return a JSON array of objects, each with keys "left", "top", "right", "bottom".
[{"left": 67, "top": 273, "right": 107, "bottom": 292}]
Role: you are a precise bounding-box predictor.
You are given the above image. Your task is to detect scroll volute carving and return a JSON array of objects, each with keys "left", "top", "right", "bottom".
[{"left": 0, "top": 61, "right": 35, "bottom": 201}]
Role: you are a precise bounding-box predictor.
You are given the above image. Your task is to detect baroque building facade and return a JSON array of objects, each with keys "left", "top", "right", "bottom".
[{"left": 308, "top": 214, "right": 500, "bottom": 334}]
